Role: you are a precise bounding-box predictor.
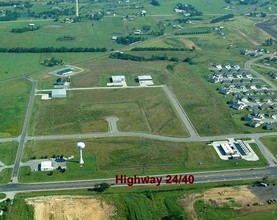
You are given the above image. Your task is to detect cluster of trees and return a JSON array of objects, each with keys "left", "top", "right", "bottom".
[
  {"left": 0, "top": 10, "right": 18, "bottom": 21},
  {"left": 115, "top": 36, "right": 144, "bottom": 45},
  {"left": 239, "top": 0, "right": 258, "bottom": 5},
  {"left": 0, "top": 1, "right": 32, "bottom": 7},
  {"left": 210, "top": 14, "right": 234, "bottom": 23},
  {"left": 110, "top": 52, "right": 179, "bottom": 62},
  {"left": 56, "top": 35, "right": 76, "bottom": 41},
  {"left": 10, "top": 25, "right": 40, "bottom": 33},
  {"left": 0, "top": 47, "right": 107, "bottom": 53},
  {"left": 175, "top": 3, "right": 203, "bottom": 16},
  {"left": 151, "top": 0, "right": 160, "bottom": 6},
  {"left": 263, "top": 38, "right": 274, "bottom": 46},
  {"left": 175, "top": 30, "right": 211, "bottom": 35},
  {"left": 131, "top": 47, "right": 187, "bottom": 51},
  {"left": 42, "top": 57, "right": 63, "bottom": 67}
]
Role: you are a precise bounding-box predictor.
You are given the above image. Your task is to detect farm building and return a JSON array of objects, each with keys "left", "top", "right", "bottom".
[
  {"left": 40, "top": 161, "right": 54, "bottom": 171},
  {"left": 51, "top": 89, "right": 67, "bottom": 98},
  {"left": 111, "top": 75, "right": 125, "bottom": 83},
  {"left": 138, "top": 75, "right": 154, "bottom": 86}
]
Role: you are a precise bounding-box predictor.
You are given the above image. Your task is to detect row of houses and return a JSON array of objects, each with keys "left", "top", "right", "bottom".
[
  {"left": 218, "top": 84, "right": 269, "bottom": 95},
  {"left": 268, "top": 71, "right": 277, "bottom": 79},
  {"left": 213, "top": 64, "right": 241, "bottom": 71}
]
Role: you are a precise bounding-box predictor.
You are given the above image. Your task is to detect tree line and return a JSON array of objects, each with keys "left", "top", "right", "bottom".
[
  {"left": 0, "top": 47, "right": 107, "bottom": 53},
  {"left": 210, "top": 14, "right": 234, "bottom": 23},
  {"left": 131, "top": 47, "right": 187, "bottom": 51},
  {"left": 175, "top": 30, "right": 211, "bottom": 35},
  {"left": 10, "top": 26, "right": 41, "bottom": 33},
  {"left": 115, "top": 36, "right": 145, "bottom": 45},
  {"left": 110, "top": 52, "right": 179, "bottom": 62}
]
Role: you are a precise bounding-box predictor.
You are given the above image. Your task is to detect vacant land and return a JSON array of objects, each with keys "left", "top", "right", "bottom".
[
  {"left": 26, "top": 196, "right": 116, "bottom": 220},
  {"left": 20, "top": 138, "right": 267, "bottom": 182},
  {"left": 0, "top": 142, "right": 18, "bottom": 165},
  {"left": 0, "top": 168, "right": 12, "bottom": 184},
  {"left": 29, "top": 87, "right": 188, "bottom": 137},
  {"left": 0, "top": 79, "right": 31, "bottom": 137},
  {"left": 195, "top": 186, "right": 277, "bottom": 220},
  {"left": 260, "top": 136, "right": 277, "bottom": 157}
]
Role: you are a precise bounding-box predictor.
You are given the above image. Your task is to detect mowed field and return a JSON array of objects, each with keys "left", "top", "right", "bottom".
[
  {"left": 261, "top": 136, "right": 277, "bottom": 156},
  {"left": 29, "top": 87, "right": 188, "bottom": 137},
  {"left": 0, "top": 80, "right": 31, "bottom": 137},
  {"left": 0, "top": 142, "right": 18, "bottom": 165},
  {"left": 20, "top": 138, "right": 267, "bottom": 182}
]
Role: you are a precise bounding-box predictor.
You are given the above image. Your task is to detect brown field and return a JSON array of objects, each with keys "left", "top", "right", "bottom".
[{"left": 26, "top": 196, "right": 116, "bottom": 220}]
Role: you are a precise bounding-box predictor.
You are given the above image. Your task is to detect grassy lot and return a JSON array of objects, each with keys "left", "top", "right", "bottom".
[
  {"left": 29, "top": 87, "right": 188, "bottom": 137},
  {"left": 0, "top": 19, "right": 127, "bottom": 49},
  {"left": 0, "top": 142, "right": 18, "bottom": 165},
  {"left": 0, "top": 168, "right": 12, "bottom": 184},
  {"left": 0, "top": 80, "right": 31, "bottom": 137},
  {"left": 195, "top": 199, "right": 277, "bottom": 220},
  {"left": 260, "top": 136, "right": 277, "bottom": 157},
  {"left": 0, "top": 53, "right": 103, "bottom": 83},
  {"left": 20, "top": 138, "right": 267, "bottom": 182}
]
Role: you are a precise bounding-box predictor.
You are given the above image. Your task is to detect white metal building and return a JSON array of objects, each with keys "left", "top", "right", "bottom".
[
  {"left": 51, "top": 89, "right": 67, "bottom": 98},
  {"left": 40, "top": 161, "right": 54, "bottom": 171},
  {"left": 111, "top": 75, "right": 125, "bottom": 83},
  {"left": 138, "top": 75, "right": 154, "bottom": 86}
]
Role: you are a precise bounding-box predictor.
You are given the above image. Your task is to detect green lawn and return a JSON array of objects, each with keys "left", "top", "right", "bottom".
[
  {"left": 0, "top": 142, "right": 18, "bottom": 165},
  {"left": 29, "top": 87, "right": 188, "bottom": 137},
  {"left": 20, "top": 138, "right": 268, "bottom": 182},
  {"left": 0, "top": 80, "right": 31, "bottom": 137},
  {"left": 0, "top": 168, "right": 12, "bottom": 184},
  {"left": 0, "top": 193, "right": 5, "bottom": 199}
]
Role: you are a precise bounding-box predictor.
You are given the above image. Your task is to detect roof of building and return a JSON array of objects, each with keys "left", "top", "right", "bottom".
[
  {"left": 111, "top": 75, "right": 125, "bottom": 82},
  {"left": 52, "top": 89, "right": 67, "bottom": 96},
  {"left": 41, "top": 161, "right": 53, "bottom": 169},
  {"left": 138, "top": 75, "right": 152, "bottom": 81}
]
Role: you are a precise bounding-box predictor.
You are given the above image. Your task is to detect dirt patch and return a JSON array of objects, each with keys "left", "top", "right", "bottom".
[
  {"left": 42, "top": 74, "right": 50, "bottom": 80},
  {"left": 26, "top": 196, "right": 116, "bottom": 220},
  {"left": 180, "top": 38, "right": 200, "bottom": 50},
  {"left": 178, "top": 194, "right": 202, "bottom": 220},
  {"left": 203, "top": 186, "right": 260, "bottom": 207}
]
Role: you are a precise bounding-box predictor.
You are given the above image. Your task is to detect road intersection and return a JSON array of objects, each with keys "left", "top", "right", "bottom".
[{"left": 1, "top": 55, "right": 277, "bottom": 197}]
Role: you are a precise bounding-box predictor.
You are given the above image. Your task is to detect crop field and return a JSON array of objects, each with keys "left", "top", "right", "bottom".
[
  {"left": 20, "top": 138, "right": 267, "bottom": 182},
  {"left": 0, "top": 80, "right": 31, "bottom": 137},
  {"left": 29, "top": 87, "right": 188, "bottom": 137},
  {"left": 0, "top": 142, "right": 18, "bottom": 165}
]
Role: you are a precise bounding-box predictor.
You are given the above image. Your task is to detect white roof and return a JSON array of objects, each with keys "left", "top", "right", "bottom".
[
  {"left": 138, "top": 75, "right": 152, "bottom": 81},
  {"left": 52, "top": 89, "right": 67, "bottom": 96},
  {"left": 41, "top": 161, "right": 53, "bottom": 169},
  {"left": 221, "top": 143, "right": 234, "bottom": 154},
  {"left": 112, "top": 75, "right": 125, "bottom": 82}
]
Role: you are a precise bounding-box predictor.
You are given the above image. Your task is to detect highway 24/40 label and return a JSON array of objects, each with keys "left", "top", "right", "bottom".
[{"left": 165, "top": 175, "right": 194, "bottom": 184}]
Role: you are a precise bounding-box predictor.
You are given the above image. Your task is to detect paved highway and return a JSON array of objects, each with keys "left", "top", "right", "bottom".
[{"left": 0, "top": 167, "right": 274, "bottom": 193}]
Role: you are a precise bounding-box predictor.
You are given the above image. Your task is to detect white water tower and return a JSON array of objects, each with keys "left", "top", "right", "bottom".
[{"left": 77, "top": 142, "right": 85, "bottom": 165}]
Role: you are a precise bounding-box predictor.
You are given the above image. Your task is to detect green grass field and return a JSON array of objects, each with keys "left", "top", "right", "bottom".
[
  {"left": 0, "top": 142, "right": 18, "bottom": 165},
  {"left": 0, "top": 193, "right": 5, "bottom": 199},
  {"left": 0, "top": 79, "right": 31, "bottom": 137},
  {"left": 0, "top": 168, "right": 12, "bottom": 184},
  {"left": 29, "top": 87, "right": 188, "bottom": 137},
  {"left": 260, "top": 136, "right": 277, "bottom": 157},
  {"left": 20, "top": 138, "right": 267, "bottom": 182}
]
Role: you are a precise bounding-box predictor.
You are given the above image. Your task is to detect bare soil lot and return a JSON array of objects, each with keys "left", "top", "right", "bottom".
[{"left": 26, "top": 196, "right": 116, "bottom": 220}]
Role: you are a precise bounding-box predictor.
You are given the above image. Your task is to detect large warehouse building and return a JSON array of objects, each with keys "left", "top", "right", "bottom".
[{"left": 51, "top": 89, "right": 67, "bottom": 98}]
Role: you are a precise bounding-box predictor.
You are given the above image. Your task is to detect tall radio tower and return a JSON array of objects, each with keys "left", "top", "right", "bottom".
[{"left": 75, "top": 0, "right": 79, "bottom": 17}]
